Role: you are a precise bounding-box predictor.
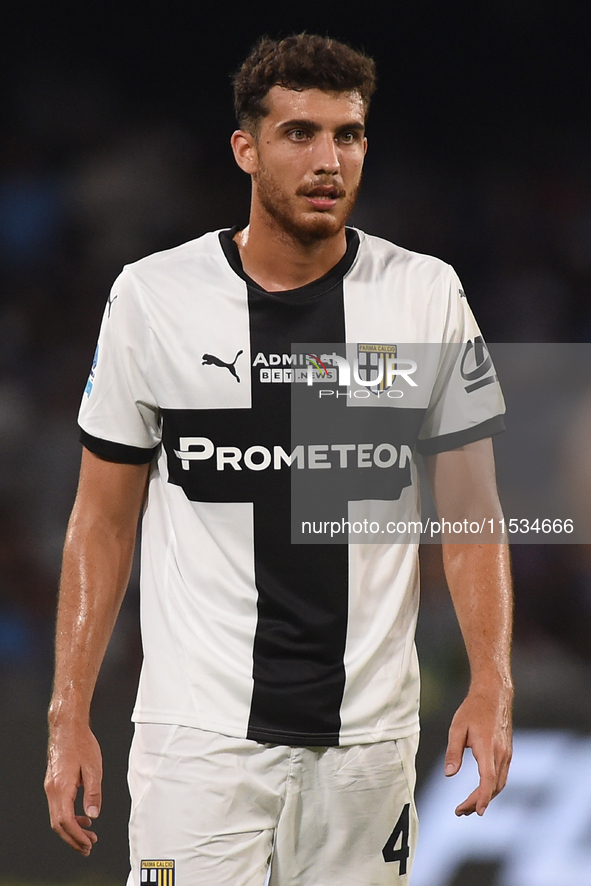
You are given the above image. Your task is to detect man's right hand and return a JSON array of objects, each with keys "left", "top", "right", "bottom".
[
  {"left": 44, "top": 451, "right": 148, "bottom": 854},
  {"left": 44, "top": 722, "right": 103, "bottom": 855}
]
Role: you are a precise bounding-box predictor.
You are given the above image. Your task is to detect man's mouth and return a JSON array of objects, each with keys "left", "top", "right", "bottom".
[{"left": 302, "top": 185, "right": 344, "bottom": 210}]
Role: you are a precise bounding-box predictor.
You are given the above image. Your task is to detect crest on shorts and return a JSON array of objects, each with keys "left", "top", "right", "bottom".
[
  {"left": 141, "top": 860, "right": 175, "bottom": 886},
  {"left": 357, "top": 343, "right": 397, "bottom": 395}
]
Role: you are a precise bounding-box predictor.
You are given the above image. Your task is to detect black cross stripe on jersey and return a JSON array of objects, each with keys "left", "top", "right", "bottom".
[{"left": 161, "top": 232, "right": 427, "bottom": 746}]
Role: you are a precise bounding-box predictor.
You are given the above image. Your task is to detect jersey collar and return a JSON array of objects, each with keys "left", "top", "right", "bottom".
[{"left": 219, "top": 226, "right": 360, "bottom": 302}]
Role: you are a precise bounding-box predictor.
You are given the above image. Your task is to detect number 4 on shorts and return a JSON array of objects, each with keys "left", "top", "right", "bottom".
[{"left": 382, "top": 803, "right": 410, "bottom": 874}]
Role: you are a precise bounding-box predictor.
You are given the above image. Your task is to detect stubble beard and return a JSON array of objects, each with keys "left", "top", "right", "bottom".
[{"left": 254, "top": 163, "right": 361, "bottom": 247}]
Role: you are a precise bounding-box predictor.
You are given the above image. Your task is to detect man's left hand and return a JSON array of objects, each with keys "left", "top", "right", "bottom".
[{"left": 444, "top": 685, "right": 513, "bottom": 816}]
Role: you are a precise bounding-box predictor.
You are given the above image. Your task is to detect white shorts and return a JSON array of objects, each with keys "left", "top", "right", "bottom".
[{"left": 126, "top": 724, "right": 419, "bottom": 886}]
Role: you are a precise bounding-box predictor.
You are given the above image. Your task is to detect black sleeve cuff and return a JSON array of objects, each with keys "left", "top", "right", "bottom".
[
  {"left": 79, "top": 428, "right": 158, "bottom": 465},
  {"left": 417, "top": 414, "right": 506, "bottom": 456}
]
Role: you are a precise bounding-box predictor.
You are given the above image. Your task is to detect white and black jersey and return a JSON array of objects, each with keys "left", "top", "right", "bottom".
[{"left": 79, "top": 227, "right": 504, "bottom": 747}]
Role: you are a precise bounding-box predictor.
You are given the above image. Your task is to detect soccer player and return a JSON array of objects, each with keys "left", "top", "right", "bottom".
[{"left": 44, "top": 34, "right": 513, "bottom": 886}]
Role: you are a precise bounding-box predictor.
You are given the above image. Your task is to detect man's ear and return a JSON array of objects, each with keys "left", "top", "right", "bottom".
[{"left": 231, "top": 130, "right": 258, "bottom": 175}]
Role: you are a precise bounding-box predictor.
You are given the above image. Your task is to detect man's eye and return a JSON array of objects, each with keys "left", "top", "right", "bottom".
[
  {"left": 339, "top": 132, "right": 356, "bottom": 143},
  {"left": 289, "top": 129, "right": 308, "bottom": 140}
]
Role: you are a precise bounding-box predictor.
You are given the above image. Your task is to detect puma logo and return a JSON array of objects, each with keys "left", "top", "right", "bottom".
[{"left": 202, "top": 350, "right": 244, "bottom": 382}]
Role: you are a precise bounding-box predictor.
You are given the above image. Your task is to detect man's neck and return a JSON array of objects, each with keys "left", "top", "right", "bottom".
[{"left": 233, "top": 214, "right": 348, "bottom": 292}]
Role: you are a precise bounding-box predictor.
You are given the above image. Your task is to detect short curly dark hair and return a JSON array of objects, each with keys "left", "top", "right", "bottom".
[{"left": 233, "top": 34, "right": 377, "bottom": 134}]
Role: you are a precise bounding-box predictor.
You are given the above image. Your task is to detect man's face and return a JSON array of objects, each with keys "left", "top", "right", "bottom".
[{"left": 249, "top": 86, "right": 367, "bottom": 244}]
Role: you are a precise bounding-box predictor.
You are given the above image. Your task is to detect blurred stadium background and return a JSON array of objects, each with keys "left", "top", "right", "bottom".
[{"left": 1, "top": 2, "right": 591, "bottom": 884}]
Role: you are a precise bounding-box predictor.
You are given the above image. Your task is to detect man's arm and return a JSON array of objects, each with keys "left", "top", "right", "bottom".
[
  {"left": 44, "top": 448, "right": 149, "bottom": 854},
  {"left": 424, "top": 437, "right": 513, "bottom": 816}
]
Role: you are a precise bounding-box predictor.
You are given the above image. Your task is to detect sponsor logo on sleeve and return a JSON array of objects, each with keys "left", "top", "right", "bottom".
[
  {"left": 460, "top": 336, "right": 497, "bottom": 393},
  {"left": 84, "top": 345, "right": 99, "bottom": 397}
]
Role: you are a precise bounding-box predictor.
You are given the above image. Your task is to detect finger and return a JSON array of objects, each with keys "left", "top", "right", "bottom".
[
  {"left": 45, "top": 783, "right": 82, "bottom": 851},
  {"left": 475, "top": 784, "right": 494, "bottom": 816},
  {"left": 55, "top": 829, "right": 95, "bottom": 855},
  {"left": 46, "top": 778, "right": 97, "bottom": 854},
  {"left": 80, "top": 756, "right": 102, "bottom": 827},
  {"left": 471, "top": 754, "right": 497, "bottom": 815},
  {"left": 83, "top": 772, "right": 102, "bottom": 820},
  {"left": 51, "top": 811, "right": 97, "bottom": 854},
  {"left": 455, "top": 787, "right": 479, "bottom": 816},
  {"left": 444, "top": 721, "right": 467, "bottom": 777},
  {"left": 454, "top": 751, "right": 498, "bottom": 816},
  {"left": 63, "top": 816, "right": 98, "bottom": 853},
  {"left": 454, "top": 776, "right": 496, "bottom": 816},
  {"left": 76, "top": 814, "right": 97, "bottom": 831},
  {"left": 492, "top": 743, "right": 512, "bottom": 797}
]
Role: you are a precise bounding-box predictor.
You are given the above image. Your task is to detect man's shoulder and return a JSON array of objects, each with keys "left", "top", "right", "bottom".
[
  {"left": 122, "top": 229, "right": 228, "bottom": 279},
  {"left": 354, "top": 228, "right": 453, "bottom": 283}
]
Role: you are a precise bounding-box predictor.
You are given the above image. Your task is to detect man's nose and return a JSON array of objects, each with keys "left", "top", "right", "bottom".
[{"left": 313, "top": 133, "right": 340, "bottom": 175}]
